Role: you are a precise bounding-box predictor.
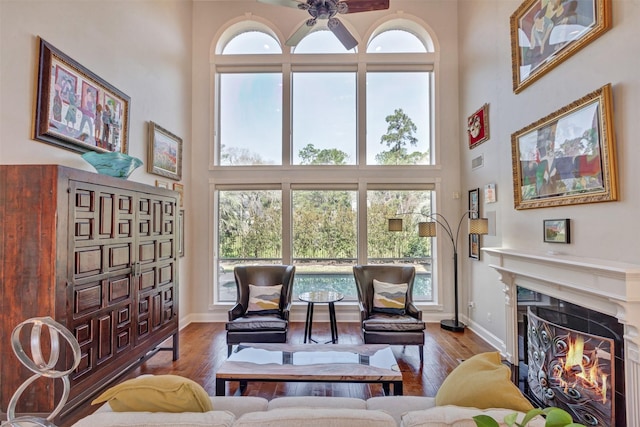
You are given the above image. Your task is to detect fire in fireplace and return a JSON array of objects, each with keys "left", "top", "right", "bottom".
[
  {"left": 527, "top": 307, "right": 614, "bottom": 426},
  {"left": 516, "top": 287, "right": 625, "bottom": 427}
]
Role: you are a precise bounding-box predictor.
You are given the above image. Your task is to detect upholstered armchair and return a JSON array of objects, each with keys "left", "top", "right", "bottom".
[
  {"left": 353, "top": 264, "right": 425, "bottom": 364},
  {"left": 226, "top": 265, "right": 296, "bottom": 356}
]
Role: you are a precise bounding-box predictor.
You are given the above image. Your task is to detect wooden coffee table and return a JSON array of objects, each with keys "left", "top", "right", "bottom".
[{"left": 215, "top": 343, "right": 403, "bottom": 396}]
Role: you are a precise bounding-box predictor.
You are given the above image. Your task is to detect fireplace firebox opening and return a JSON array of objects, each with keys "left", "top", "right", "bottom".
[{"left": 516, "top": 287, "right": 625, "bottom": 427}]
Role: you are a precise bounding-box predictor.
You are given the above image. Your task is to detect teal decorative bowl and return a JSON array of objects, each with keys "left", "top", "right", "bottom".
[{"left": 81, "top": 151, "right": 143, "bottom": 179}]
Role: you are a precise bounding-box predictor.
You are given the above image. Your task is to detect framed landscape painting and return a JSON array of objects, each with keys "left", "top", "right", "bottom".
[
  {"left": 510, "top": 0, "right": 611, "bottom": 93},
  {"left": 148, "top": 122, "right": 183, "bottom": 181},
  {"left": 34, "top": 38, "right": 130, "bottom": 153},
  {"left": 543, "top": 218, "right": 571, "bottom": 243},
  {"left": 511, "top": 84, "right": 617, "bottom": 210}
]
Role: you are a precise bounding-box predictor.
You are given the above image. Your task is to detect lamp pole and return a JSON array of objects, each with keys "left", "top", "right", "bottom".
[
  {"left": 423, "top": 212, "right": 470, "bottom": 332},
  {"left": 388, "top": 210, "right": 488, "bottom": 332}
]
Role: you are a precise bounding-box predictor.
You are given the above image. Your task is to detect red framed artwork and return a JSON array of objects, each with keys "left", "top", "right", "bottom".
[{"left": 467, "top": 104, "right": 490, "bottom": 149}]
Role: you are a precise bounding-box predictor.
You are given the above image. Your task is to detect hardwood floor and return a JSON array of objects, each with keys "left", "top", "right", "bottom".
[{"left": 63, "top": 321, "right": 494, "bottom": 426}]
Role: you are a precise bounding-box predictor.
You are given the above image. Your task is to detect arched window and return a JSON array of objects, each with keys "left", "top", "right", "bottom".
[
  {"left": 212, "top": 16, "right": 439, "bottom": 304},
  {"left": 293, "top": 29, "right": 356, "bottom": 54},
  {"left": 367, "top": 29, "right": 427, "bottom": 53},
  {"left": 222, "top": 31, "right": 281, "bottom": 55}
]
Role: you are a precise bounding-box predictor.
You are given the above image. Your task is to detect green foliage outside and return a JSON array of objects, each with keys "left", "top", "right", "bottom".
[
  {"left": 376, "top": 108, "right": 428, "bottom": 165},
  {"left": 218, "top": 109, "right": 432, "bottom": 300}
]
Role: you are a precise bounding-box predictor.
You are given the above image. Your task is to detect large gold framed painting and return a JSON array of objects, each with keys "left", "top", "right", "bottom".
[
  {"left": 511, "top": 84, "right": 617, "bottom": 210},
  {"left": 510, "top": 0, "right": 611, "bottom": 93}
]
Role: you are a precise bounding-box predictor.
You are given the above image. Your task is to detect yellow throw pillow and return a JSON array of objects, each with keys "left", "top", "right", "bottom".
[
  {"left": 92, "top": 375, "right": 213, "bottom": 413},
  {"left": 435, "top": 352, "right": 534, "bottom": 413}
]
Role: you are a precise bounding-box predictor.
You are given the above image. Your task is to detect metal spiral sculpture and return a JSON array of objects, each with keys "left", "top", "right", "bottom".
[{"left": 2, "top": 317, "right": 81, "bottom": 427}]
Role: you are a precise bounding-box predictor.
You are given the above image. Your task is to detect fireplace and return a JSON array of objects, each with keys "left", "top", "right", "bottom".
[
  {"left": 517, "top": 288, "right": 624, "bottom": 426},
  {"left": 483, "top": 248, "right": 640, "bottom": 427}
]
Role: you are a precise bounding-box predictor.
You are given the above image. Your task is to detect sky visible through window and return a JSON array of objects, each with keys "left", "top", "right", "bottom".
[{"left": 219, "top": 29, "right": 430, "bottom": 165}]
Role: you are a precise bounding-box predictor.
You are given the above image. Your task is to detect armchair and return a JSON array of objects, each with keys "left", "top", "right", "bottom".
[
  {"left": 353, "top": 265, "right": 425, "bottom": 364},
  {"left": 225, "top": 265, "right": 296, "bottom": 356}
]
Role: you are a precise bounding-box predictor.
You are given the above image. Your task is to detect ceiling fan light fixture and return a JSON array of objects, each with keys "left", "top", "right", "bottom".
[{"left": 260, "top": 0, "right": 390, "bottom": 49}]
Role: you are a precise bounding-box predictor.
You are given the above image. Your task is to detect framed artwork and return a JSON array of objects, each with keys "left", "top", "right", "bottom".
[
  {"left": 467, "top": 104, "right": 490, "bottom": 149},
  {"left": 484, "top": 183, "right": 497, "bottom": 204},
  {"left": 173, "top": 183, "right": 184, "bottom": 208},
  {"left": 543, "top": 218, "right": 571, "bottom": 243},
  {"left": 510, "top": 0, "right": 611, "bottom": 93},
  {"left": 468, "top": 188, "right": 480, "bottom": 260},
  {"left": 148, "top": 122, "right": 183, "bottom": 181},
  {"left": 155, "top": 180, "right": 169, "bottom": 189},
  {"left": 178, "top": 210, "right": 185, "bottom": 257},
  {"left": 511, "top": 84, "right": 617, "bottom": 210},
  {"left": 34, "top": 38, "right": 130, "bottom": 153}
]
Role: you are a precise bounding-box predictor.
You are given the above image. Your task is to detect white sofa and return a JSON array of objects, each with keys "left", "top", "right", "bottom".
[{"left": 72, "top": 395, "right": 545, "bottom": 427}]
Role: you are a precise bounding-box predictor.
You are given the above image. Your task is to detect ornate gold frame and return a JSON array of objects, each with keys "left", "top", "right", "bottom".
[
  {"left": 510, "top": 0, "right": 611, "bottom": 93},
  {"left": 511, "top": 84, "right": 617, "bottom": 210},
  {"left": 148, "top": 121, "right": 183, "bottom": 181}
]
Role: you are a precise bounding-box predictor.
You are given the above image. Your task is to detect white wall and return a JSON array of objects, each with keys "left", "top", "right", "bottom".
[
  {"left": 458, "top": 0, "right": 640, "bottom": 350},
  {"left": 0, "top": 0, "right": 194, "bottom": 325}
]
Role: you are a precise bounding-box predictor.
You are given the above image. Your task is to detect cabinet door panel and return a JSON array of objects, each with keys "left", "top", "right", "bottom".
[
  {"left": 74, "top": 246, "right": 103, "bottom": 278},
  {"left": 74, "top": 282, "right": 103, "bottom": 316},
  {"left": 109, "top": 276, "right": 131, "bottom": 303},
  {"left": 97, "top": 314, "right": 113, "bottom": 363}
]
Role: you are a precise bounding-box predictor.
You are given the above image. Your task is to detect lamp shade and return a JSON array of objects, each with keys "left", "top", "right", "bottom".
[
  {"left": 388, "top": 218, "right": 403, "bottom": 232},
  {"left": 468, "top": 217, "right": 489, "bottom": 235},
  {"left": 418, "top": 221, "right": 437, "bottom": 237}
]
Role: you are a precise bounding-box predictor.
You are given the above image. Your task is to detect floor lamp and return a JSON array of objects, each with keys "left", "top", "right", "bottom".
[{"left": 388, "top": 211, "right": 489, "bottom": 332}]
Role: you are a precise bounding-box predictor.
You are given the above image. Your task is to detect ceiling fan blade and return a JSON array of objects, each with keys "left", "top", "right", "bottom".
[
  {"left": 328, "top": 17, "right": 358, "bottom": 50},
  {"left": 286, "top": 20, "right": 316, "bottom": 46},
  {"left": 257, "top": 0, "right": 304, "bottom": 9},
  {"left": 340, "top": 0, "right": 390, "bottom": 14}
]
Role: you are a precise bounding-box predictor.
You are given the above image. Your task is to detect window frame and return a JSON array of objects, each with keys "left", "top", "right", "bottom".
[{"left": 210, "top": 21, "right": 444, "bottom": 309}]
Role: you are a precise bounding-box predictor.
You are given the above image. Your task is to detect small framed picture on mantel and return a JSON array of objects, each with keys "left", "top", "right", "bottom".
[{"left": 543, "top": 218, "right": 571, "bottom": 244}]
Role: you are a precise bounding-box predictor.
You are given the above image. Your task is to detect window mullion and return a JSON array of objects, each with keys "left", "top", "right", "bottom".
[
  {"left": 357, "top": 62, "right": 366, "bottom": 167},
  {"left": 282, "top": 183, "right": 292, "bottom": 264},
  {"left": 282, "top": 63, "right": 292, "bottom": 166}
]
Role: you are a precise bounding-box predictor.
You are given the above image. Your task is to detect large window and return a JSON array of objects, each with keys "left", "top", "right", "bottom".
[
  {"left": 213, "top": 19, "right": 438, "bottom": 303},
  {"left": 217, "top": 189, "right": 282, "bottom": 300},
  {"left": 292, "top": 72, "right": 357, "bottom": 165},
  {"left": 292, "top": 189, "right": 357, "bottom": 297}
]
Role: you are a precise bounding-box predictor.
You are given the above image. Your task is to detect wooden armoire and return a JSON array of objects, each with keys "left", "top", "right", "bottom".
[{"left": 0, "top": 164, "right": 179, "bottom": 422}]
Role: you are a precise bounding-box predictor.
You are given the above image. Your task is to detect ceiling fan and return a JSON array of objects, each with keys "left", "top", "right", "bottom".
[{"left": 258, "top": 0, "right": 390, "bottom": 50}]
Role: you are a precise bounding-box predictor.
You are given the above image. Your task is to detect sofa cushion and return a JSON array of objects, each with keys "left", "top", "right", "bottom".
[
  {"left": 435, "top": 352, "right": 533, "bottom": 413},
  {"left": 367, "top": 396, "right": 436, "bottom": 426},
  {"left": 268, "top": 396, "right": 367, "bottom": 410},
  {"left": 209, "top": 396, "right": 269, "bottom": 418},
  {"left": 400, "top": 406, "right": 545, "bottom": 427},
  {"left": 71, "top": 410, "right": 235, "bottom": 427},
  {"left": 247, "top": 284, "right": 282, "bottom": 314},
  {"left": 91, "top": 375, "right": 214, "bottom": 413},
  {"left": 234, "top": 407, "right": 396, "bottom": 427},
  {"left": 372, "top": 279, "right": 408, "bottom": 315}
]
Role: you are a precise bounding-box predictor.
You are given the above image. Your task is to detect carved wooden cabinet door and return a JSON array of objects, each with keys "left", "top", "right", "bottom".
[
  {"left": 67, "top": 181, "right": 137, "bottom": 383},
  {"left": 135, "top": 193, "right": 178, "bottom": 344}
]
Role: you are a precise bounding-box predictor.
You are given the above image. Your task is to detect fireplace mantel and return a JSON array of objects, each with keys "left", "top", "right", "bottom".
[{"left": 483, "top": 247, "right": 640, "bottom": 426}]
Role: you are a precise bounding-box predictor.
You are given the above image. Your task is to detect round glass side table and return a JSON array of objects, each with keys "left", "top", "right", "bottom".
[{"left": 298, "top": 290, "right": 344, "bottom": 344}]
